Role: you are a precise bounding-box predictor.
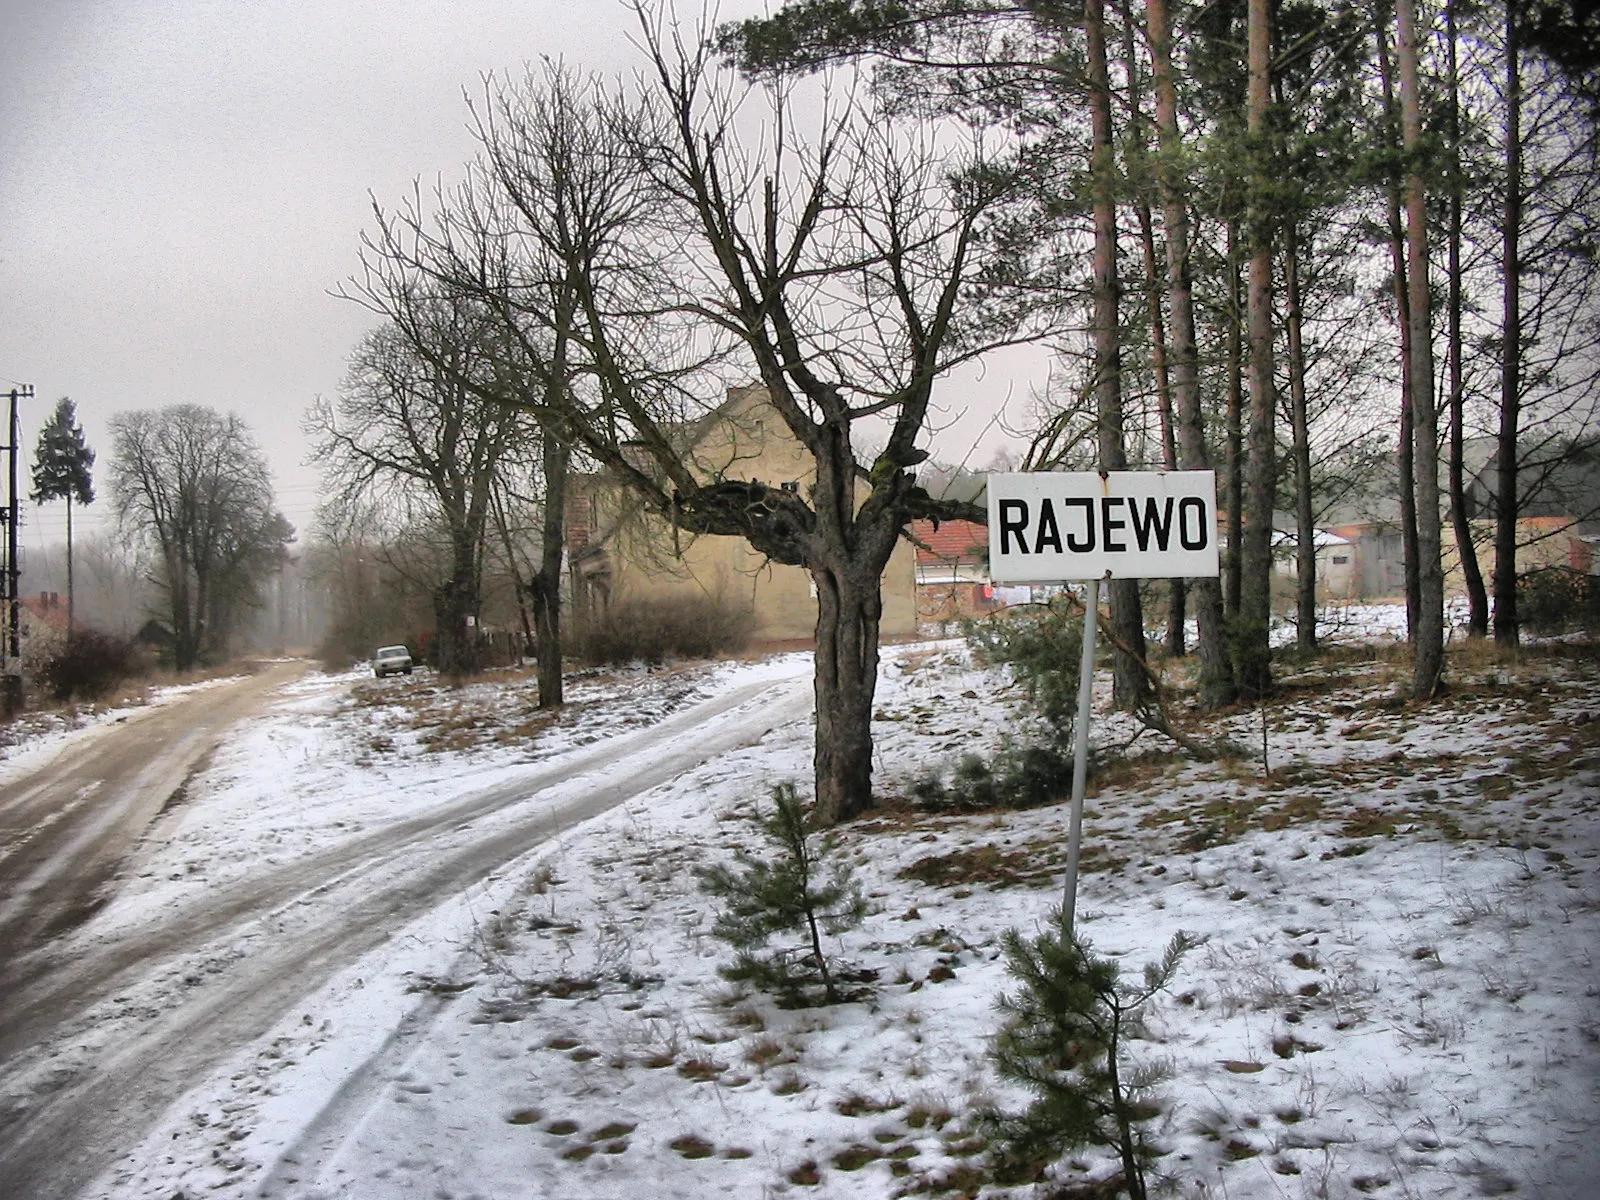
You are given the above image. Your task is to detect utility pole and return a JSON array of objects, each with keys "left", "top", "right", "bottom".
[{"left": 2, "top": 385, "right": 29, "bottom": 716}]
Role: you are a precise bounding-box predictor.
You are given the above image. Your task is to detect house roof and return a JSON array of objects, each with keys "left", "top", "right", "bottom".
[{"left": 909, "top": 519, "right": 989, "bottom": 566}]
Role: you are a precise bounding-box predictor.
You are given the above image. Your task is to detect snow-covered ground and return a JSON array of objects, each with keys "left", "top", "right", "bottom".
[{"left": 47, "top": 625, "right": 1600, "bottom": 1199}]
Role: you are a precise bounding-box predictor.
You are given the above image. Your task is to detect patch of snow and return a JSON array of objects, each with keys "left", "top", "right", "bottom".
[{"left": 51, "top": 621, "right": 1600, "bottom": 1199}]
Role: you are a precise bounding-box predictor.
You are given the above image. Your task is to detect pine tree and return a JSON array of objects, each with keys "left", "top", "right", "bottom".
[
  {"left": 698, "top": 782, "right": 867, "bottom": 1005},
  {"left": 984, "top": 918, "right": 1197, "bottom": 1199},
  {"left": 30, "top": 397, "right": 95, "bottom": 637}
]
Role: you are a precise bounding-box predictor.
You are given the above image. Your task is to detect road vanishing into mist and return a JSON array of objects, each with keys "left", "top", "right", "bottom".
[{"left": 0, "top": 663, "right": 812, "bottom": 1198}]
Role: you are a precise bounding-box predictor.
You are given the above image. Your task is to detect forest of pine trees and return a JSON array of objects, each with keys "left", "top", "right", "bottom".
[{"left": 722, "top": 0, "right": 1600, "bottom": 701}]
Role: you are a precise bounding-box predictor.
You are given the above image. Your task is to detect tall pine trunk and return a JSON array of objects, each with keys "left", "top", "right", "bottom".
[
  {"left": 1445, "top": 0, "right": 1489, "bottom": 637},
  {"left": 1398, "top": 0, "right": 1446, "bottom": 697},
  {"left": 65, "top": 496, "right": 74, "bottom": 640},
  {"left": 1224, "top": 219, "right": 1245, "bottom": 623},
  {"left": 1086, "top": 0, "right": 1149, "bottom": 710},
  {"left": 1237, "top": 0, "right": 1277, "bottom": 702},
  {"left": 1148, "top": 0, "right": 1234, "bottom": 707},
  {"left": 1124, "top": 8, "right": 1185, "bottom": 659},
  {"left": 1378, "top": 18, "right": 1421, "bottom": 635},
  {"left": 1284, "top": 226, "right": 1317, "bottom": 653},
  {"left": 1493, "top": 0, "right": 1523, "bottom": 648}
]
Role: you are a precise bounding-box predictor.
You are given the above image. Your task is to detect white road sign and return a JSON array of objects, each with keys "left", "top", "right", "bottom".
[{"left": 986, "top": 470, "right": 1220, "bottom": 581}]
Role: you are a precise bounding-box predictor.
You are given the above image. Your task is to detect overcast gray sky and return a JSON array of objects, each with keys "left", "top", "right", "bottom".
[{"left": 0, "top": 0, "right": 1035, "bottom": 567}]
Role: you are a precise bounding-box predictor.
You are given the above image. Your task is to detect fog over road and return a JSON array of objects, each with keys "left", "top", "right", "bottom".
[{"left": 0, "top": 663, "right": 812, "bottom": 1198}]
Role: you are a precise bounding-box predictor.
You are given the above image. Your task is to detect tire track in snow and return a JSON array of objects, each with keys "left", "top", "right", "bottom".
[{"left": 0, "top": 667, "right": 813, "bottom": 1200}]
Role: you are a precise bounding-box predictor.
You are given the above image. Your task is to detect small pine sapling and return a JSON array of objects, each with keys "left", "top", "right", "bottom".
[
  {"left": 966, "top": 599, "right": 1085, "bottom": 744},
  {"left": 698, "top": 782, "right": 868, "bottom": 1005},
  {"left": 982, "top": 914, "right": 1198, "bottom": 1199}
]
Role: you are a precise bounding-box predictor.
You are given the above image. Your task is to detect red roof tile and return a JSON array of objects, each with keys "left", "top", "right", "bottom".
[{"left": 909, "top": 519, "right": 988, "bottom": 565}]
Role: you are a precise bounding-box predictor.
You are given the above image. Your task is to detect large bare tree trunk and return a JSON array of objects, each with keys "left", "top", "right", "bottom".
[
  {"left": 1445, "top": 0, "right": 1488, "bottom": 638},
  {"left": 1284, "top": 225, "right": 1317, "bottom": 654},
  {"left": 807, "top": 433, "right": 900, "bottom": 825},
  {"left": 434, "top": 531, "right": 481, "bottom": 677},
  {"left": 531, "top": 438, "right": 569, "bottom": 708},
  {"left": 1238, "top": 0, "right": 1277, "bottom": 702},
  {"left": 1148, "top": 0, "right": 1234, "bottom": 707},
  {"left": 812, "top": 561, "right": 881, "bottom": 825},
  {"left": 168, "top": 548, "right": 199, "bottom": 672},
  {"left": 1086, "top": 0, "right": 1149, "bottom": 710},
  {"left": 1398, "top": 0, "right": 1446, "bottom": 697},
  {"left": 1493, "top": 1, "right": 1523, "bottom": 648}
]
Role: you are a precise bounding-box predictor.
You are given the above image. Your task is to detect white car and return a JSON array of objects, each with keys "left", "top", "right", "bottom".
[{"left": 372, "top": 645, "right": 414, "bottom": 677}]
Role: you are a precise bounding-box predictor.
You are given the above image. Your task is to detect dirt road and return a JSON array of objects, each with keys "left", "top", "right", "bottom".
[
  {"left": 0, "top": 662, "right": 310, "bottom": 986},
  {"left": 0, "top": 664, "right": 811, "bottom": 1199}
]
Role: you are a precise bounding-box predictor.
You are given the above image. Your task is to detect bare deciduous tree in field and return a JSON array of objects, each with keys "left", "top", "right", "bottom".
[{"left": 109, "top": 405, "right": 292, "bottom": 671}]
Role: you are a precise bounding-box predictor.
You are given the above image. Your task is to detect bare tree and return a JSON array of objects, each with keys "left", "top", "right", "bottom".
[
  {"left": 303, "top": 499, "right": 435, "bottom": 665},
  {"left": 309, "top": 305, "right": 533, "bottom": 678},
  {"left": 401, "top": 21, "right": 1057, "bottom": 823},
  {"left": 109, "top": 406, "right": 292, "bottom": 670}
]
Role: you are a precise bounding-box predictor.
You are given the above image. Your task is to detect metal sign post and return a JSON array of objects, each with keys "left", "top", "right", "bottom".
[
  {"left": 986, "top": 471, "right": 1221, "bottom": 936},
  {"left": 1061, "top": 574, "right": 1099, "bottom": 934}
]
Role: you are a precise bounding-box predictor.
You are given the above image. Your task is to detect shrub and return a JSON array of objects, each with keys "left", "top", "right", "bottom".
[
  {"left": 1517, "top": 567, "right": 1600, "bottom": 636},
  {"left": 36, "top": 630, "right": 141, "bottom": 702},
  {"left": 571, "top": 594, "right": 755, "bottom": 666},
  {"left": 982, "top": 917, "right": 1197, "bottom": 1199},
  {"left": 929, "top": 601, "right": 1090, "bottom": 813},
  {"left": 910, "top": 742, "right": 1077, "bottom": 812},
  {"left": 698, "top": 782, "right": 868, "bottom": 1005},
  {"left": 965, "top": 599, "right": 1086, "bottom": 743}
]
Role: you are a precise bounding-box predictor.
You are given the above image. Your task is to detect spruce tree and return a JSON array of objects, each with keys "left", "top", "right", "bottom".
[
  {"left": 30, "top": 398, "right": 95, "bottom": 636},
  {"left": 984, "top": 918, "right": 1197, "bottom": 1199},
  {"left": 698, "top": 782, "right": 867, "bottom": 1005}
]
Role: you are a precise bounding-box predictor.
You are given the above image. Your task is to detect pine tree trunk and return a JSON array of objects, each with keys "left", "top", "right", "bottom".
[
  {"left": 1148, "top": 0, "right": 1234, "bottom": 707},
  {"left": 1136, "top": 196, "right": 1185, "bottom": 658},
  {"left": 1378, "top": 17, "right": 1421, "bottom": 638},
  {"left": 1445, "top": 0, "right": 1488, "bottom": 639},
  {"left": 65, "top": 496, "right": 74, "bottom": 641},
  {"left": 1398, "top": 0, "right": 1446, "bottom": 698},
  {"left": 1238, "top": 0, "right": 1277, "bottom": 702},
  {"left": 1284, "top": 227, "right": 1317, "bottom": 654},
  {"left": 1124, "top": 10, "right": 1185, "bottom": 659},
  {"left": 1493, "top": 1, "right": 1523, "bottom": 648},
  {"left": 1086, "top": 0, "right": 1149, "bottom": 710},
  {"left": 1224, "top": 220, "right": 1244, "bottom": 623}
]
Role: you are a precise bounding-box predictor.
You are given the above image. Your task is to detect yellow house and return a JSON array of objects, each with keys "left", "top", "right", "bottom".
[{"left": 567, "top": 385, "right": 920, "bottom": 644}]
